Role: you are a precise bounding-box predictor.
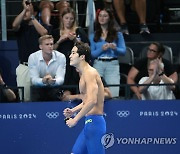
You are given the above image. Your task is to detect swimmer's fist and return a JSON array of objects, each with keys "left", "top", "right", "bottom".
[
  {"left": 63, "top": 108, "right": 73, "bottom": 118},
  {"left": 66, "top": 118, "right": 77, "bottom": 128}
]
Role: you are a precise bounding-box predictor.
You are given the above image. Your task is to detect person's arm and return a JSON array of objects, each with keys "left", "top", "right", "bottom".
[
  {"left": 63, "top": 102, "right": 84, "bottom": 118},
  {"left": 61, "top": 93, "right": 83, "bottom": 101},
  {"left": 104, "top": 87, "right": 112, "bottom": 99},
  {"left": 89, "top": 34, "right": 105, "bottom": 58},
  {"left": 71, "top": 103, "right": 84, "bottom": 113},
  {"left": 163, "top": 59, "right": 178, "bottom": 83},
  {"left": 28, "top": 53, "right": 45, "bottom": 86},
  {"left": 0, "top": 75, "right": 16, "bottom": 101},
  {"left": 113, "top": 32, "right": 126, "bottom": 55},
  {"left": 31, "top": 18, "right": 48, "bottom": 36},
  {"left": 158, "top": 60, "right": 176, "bottom": 89},
  {"left": 53, "top": 41, "right": 60, "bottom": 50},
  {"left": 159, "top": 73, "right": 176, "bottom": 90},
  {"left": 1, "top": 87, "right": 16, "bottom": 102},
  {"left": 138, "top": 76, "right": 154, "bottom": 94},
  {"left": 12, "top": 6, "right": 27, "bottom": 31},
  {"left": 168, "top": 72, "right": 178, "bottom": 84},
  {"left": 54, "top": 54, "right": 66, "bottom": 85},
  {"left": 127, "top": 66, "right": 142, "bottom": 99},
  {"left": 53, "top": 34, "right": 69, "bottom": 50}
]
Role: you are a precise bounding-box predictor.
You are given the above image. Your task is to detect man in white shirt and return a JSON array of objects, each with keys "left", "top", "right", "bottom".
[
  {"left": 28, "top": 35, "right": 66, "bottom": 101},
  {"left": 138, "top": 59, "right": 175, "bottom": 100}
]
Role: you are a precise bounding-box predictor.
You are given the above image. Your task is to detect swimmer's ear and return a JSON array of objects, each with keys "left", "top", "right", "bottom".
[{"left": 80, "top": 55, "right": 85, "bottom": 60}]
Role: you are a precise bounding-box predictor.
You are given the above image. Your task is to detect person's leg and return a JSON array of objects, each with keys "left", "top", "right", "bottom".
[
  {"left": 55, "top": 0, "right": 70, "bottom": 16},
  {"left": 72, "top": 129, "right": 88, "bottom": 154},
  {"left": 113, "top": 0, "right": 126, "bottom": 24},
  {"left": 134, "top": 0, "right": 146, "bottom": 24},
  {"left": 39, "top": 0, "right": 54, "bottom": 25},
  {"left": 85, "top": 115, "right": 106, "bottom": 154},
  {"left": 134, "top": 0, "right": 150, "bottom": 34},
  {"left": 113, "top": 0, "right": 129, "bottom": 34}
]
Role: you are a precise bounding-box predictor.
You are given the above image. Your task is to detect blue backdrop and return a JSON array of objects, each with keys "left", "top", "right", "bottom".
[{"left": 0, "top": 100, "right": 179, "bottom": 154}]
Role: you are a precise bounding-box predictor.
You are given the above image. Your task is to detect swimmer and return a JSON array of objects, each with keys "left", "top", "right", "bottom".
[{"left": 63, "top": 41, "right": 106, "bottom": 154}]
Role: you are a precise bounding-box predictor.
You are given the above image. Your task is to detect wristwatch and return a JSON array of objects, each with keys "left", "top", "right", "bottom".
[{"left": 30, "top": 15, "right": 35, "bottom": 20}]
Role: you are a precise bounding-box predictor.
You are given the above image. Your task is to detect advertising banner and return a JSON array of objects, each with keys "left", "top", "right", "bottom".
[{"left": 0, "top": 100, "right": 179, "bottom": 154}]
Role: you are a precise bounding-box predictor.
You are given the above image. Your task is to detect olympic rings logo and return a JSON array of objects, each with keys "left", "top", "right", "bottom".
[
  {"left": 46, "top": 112, "right": 59, "bottom": 119},
  {"left": 117, "top": 111, "right": 130, "bottom": 117}
]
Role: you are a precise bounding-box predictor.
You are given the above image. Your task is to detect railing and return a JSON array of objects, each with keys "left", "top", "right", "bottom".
[{"left": 1, "top": 83, "right": 179, "bottom": 103}]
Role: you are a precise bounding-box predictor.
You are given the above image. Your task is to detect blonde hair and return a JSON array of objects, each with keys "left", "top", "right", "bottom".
[
  {"left": 38, "top": 35, "right": 54, "bottom": 44},
  {"left": 60, "top": 7, "right": 78, "bottom": 35}
]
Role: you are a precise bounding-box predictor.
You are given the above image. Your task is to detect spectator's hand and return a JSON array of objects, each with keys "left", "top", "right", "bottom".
[
  {"left": 42, "top": 74, "right": 52, "bottom": 84},
  {"left": 23, "top": 0, "right": 31, "bottom": 10},
  {"left": 48, "top": 79, "right": 56, "bottom": 85},
  {"left": 102, "top": 43, "right": 110, "bottom": 50},
  {"left": 68, "top": 32, "right": 76, "bottom": 41},
  {"left": 45, "top": 74, "right": 56, "bottom": 85},
  {"left": 109, "top": 43, "right": 117, "bottom": 50},
  {"left": 58, "top": 34, "right": 68, "bottom": 43}
]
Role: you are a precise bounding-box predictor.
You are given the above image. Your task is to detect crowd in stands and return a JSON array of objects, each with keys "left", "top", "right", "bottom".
[{"left": 0, "top": 0, "right": 179, "bottom": 102}]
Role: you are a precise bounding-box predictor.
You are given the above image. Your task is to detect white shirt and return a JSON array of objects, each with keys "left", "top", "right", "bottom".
[
  {"left": 139, "top": 77, "right": 175, "bottom": 100},
  {"left": 28, "top": 50, "right": 66, "bottom": 86}
]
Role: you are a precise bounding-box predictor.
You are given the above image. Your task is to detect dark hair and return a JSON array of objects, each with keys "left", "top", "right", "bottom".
[
  {"left": 151, "top": 42, "right": 165, "bottom": 55},
  {"left": 94, "top": 8, "right": 117, "bottom": 42},
  {"left": 74, "top": 41, "right": 91, "bottom": 63}
]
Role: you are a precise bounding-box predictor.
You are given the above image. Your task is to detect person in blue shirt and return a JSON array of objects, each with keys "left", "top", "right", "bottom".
[{"left": 89, "top": 8, "right": 126, "bottom": 97}]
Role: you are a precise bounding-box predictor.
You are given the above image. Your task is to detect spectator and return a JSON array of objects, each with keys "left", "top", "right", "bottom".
[
  {"left": 113, "top": 0, "right": 150, "bottom": 35},
  {"left": 127, "top": 42, "right": 178, "bottom": 99},
  {"left": 12, "top": 0, "right": 49, "bottom": 101},
  {"left": 138, "top": 60, "right": 175, "bottom": 100},
  {"left": 89, "top": 8, "right": 126, "bottom": 97},
  {"left": 39, "top": 0, "right": 70, "bottom": 26},
  {"left": 0, "top": 69, "right": 17, "bottom": 102},
  {"left": 51, "top": 7, "right": 89, "bottom": 94},
  {"left": 28, "top": 35, "right": 66, "bottom": 101}
]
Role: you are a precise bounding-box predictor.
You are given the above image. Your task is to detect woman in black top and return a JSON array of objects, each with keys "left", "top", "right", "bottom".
[{"left": 52, "top": 7, "right": 89, "bottom": 94}]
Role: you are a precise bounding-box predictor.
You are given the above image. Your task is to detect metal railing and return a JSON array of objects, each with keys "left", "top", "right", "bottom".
[{"left": 1, "top": 82, "right": 179, "bottom": 103}]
